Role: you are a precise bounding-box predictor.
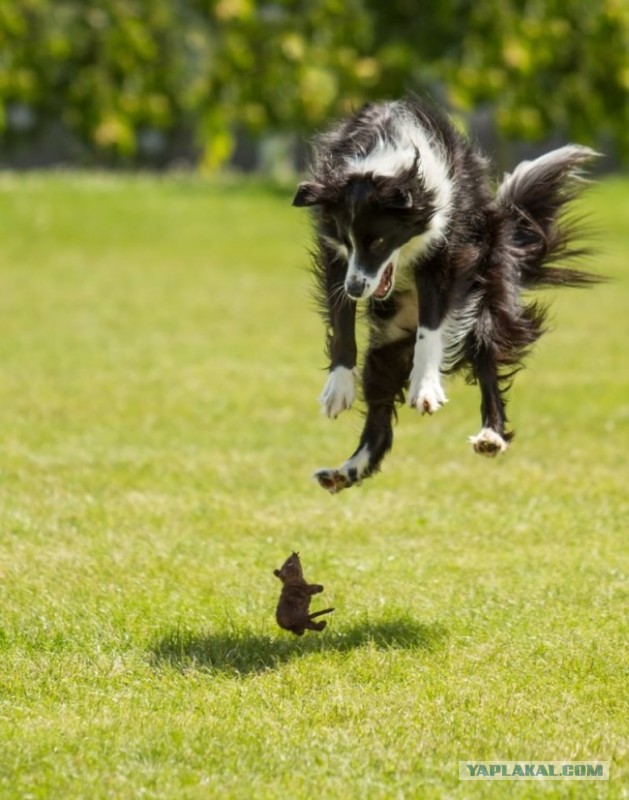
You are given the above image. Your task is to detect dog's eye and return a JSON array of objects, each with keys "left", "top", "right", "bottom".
[{"left": 370, "top": 236, "right": 385, "bottom": 250}]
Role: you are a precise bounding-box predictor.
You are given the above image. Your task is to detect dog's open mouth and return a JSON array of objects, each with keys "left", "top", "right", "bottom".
[{"left": 373, "top": 263, "right": 394, "bottom": 299}]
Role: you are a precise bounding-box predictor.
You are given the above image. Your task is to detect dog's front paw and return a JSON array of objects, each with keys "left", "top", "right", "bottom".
[
  {"left": 469, "top": 428, "right": 508, "bottom": 457},
  {"left": 408, "top": 374, "right": 448, "bottom": 415},
  {"left": 320, "top": 366, "right": 357, "bottom": 419}
]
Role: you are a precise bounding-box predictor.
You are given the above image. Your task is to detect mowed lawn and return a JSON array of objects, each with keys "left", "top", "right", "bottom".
[{"left": 0, "top": 173, "right": 627, "bottom": 800}]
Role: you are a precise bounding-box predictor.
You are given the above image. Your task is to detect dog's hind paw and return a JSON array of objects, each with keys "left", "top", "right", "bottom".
[
  {"left": 469, "top": 428, "right": 508, "bottom": 457},
  {"left": 313, "top": 468, "right": 355, "bottom": 494},
  {"left": 314, "top": 445, "right": 371, "bottom": 493}
]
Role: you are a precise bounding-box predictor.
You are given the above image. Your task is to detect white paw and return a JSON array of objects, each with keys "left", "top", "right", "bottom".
[
  {"left": 469, "top": 428, "right": 508, "bottom": 457},
  {"left": 314, "top": 467, "right": 356, "bottom": 494},
  {"left": 408, "top": 372, "right": 448, "bottom": 415},
  {"left": 320, "top": 366, "right": 357, "bottom": 418},
  {"left": 313, "top": 446, "right": 371, "bottom": 494}
]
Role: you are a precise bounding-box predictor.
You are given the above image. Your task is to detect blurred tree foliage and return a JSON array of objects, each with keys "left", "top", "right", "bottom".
[{"left": 0, "top": 0, "right": 626, "bottom": 165}]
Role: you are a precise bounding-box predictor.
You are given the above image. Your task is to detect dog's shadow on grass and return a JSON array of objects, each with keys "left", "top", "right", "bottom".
[{"left": 149, "top": 616, "right": 448, "bottom": 676}]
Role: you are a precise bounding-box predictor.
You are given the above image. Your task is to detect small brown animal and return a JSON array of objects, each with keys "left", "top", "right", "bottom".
[{"left": 273, "top": 552, "right": 334, "bottom": 635}]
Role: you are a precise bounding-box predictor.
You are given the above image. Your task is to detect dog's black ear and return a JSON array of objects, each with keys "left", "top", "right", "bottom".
[
  {"left": 292, "top": 181, "right": 326, "bottom": 207},
  {"left": 376, "top": 146, "right": 419, "bottom": 210},
  {"left": 383, "top": 187, "right": 414, "bottom": 210},
  {"left": 374, "top": 174, "right": 415, "bottom": 210}
]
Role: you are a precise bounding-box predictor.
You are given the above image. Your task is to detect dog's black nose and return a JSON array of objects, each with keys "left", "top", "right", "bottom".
[{"left": 345, "top": 275, "right": 367, "bottom": 299}]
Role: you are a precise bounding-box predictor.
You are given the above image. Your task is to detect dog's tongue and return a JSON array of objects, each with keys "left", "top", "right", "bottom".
[{"left": 374, "top": 263, "right": 393, "bottom": 298}]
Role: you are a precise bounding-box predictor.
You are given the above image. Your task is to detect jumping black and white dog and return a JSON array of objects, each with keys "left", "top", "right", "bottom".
[{"left": 293, "top": 95, "right": 600, "bottom": 494}]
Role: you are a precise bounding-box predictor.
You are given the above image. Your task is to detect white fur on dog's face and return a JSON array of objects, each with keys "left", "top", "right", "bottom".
[
  {"left": 338, "top": 105, "right": 454, "bottom": 302},
  {"left": 344, "top": 246, "right": 400, "bottom": 301}
]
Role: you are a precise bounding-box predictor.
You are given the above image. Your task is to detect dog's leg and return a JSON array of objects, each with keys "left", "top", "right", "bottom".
[
  {"left": 469, "top": 344, "right": 511, "bottom": 457},
  {"left": 314, "top": 336, "right": 413, "bottom": 493},
  {"left": 408, "top": 256, "right": 450, "bottom": 414},
  {"left": 319, "top": 262, "right": 359, "bottom": 418}
]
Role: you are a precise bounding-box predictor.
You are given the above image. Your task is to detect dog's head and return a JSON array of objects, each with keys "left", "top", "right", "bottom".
[{"left": 293, "top": 155, "right": 438, "bottom": 301}]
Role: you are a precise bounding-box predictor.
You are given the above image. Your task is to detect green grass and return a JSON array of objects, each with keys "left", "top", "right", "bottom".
[{"left": 0, "top": 172, "right": 627, "bottom": 799}]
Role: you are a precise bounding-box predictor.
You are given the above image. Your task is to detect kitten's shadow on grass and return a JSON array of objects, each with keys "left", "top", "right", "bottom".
[{"left": 149, "top": 616, "right": 448, "bottom": 676}]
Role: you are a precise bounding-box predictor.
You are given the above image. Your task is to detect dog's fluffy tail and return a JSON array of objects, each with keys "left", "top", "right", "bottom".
[
  {"left": 466, "top": 146, "right": 602, "bottom": 436},
  {"left": 496, "top": 145, "right": 602, "bottom": 288}
]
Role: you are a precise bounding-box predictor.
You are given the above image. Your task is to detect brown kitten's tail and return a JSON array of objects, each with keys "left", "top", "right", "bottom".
[{"left": 309, "top": 607, "right": 335, "bottom": 620}]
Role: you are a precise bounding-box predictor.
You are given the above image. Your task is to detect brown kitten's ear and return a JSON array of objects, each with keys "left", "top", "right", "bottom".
[{"left": 292, "top": 182, "right": 326, "bottom": 207}]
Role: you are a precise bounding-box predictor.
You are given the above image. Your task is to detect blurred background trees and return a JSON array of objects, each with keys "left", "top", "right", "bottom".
[{"left": 0, "top": 0, "right": 626, "bottom": 169}]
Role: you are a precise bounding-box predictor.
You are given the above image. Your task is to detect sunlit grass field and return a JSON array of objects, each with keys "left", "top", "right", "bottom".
[{"left": 0, "top": 173, "right": 627, "bottom": 799}]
